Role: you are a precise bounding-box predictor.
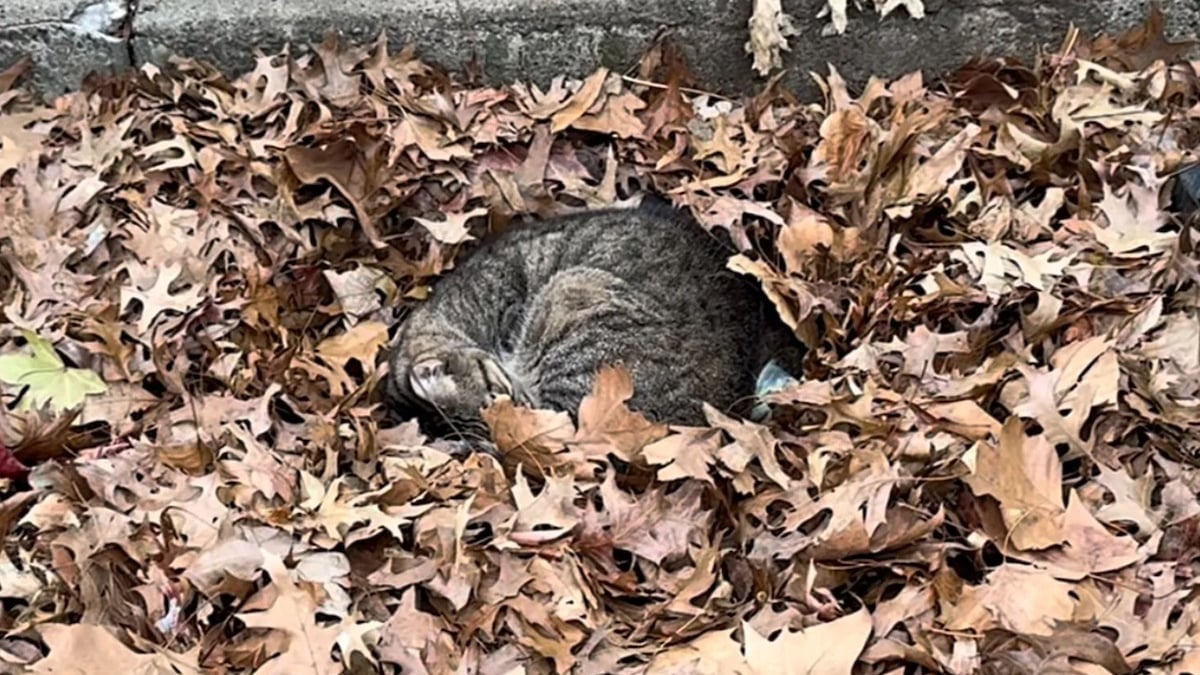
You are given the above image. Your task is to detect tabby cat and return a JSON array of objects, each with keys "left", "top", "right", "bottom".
[{"left": 386, "top": 197, "right": 803, "bottom": 433}]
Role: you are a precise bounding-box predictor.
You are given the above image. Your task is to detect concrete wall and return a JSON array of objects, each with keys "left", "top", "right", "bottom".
[{"left": 1, "top": 0, "right": 1198, "bottom": 100}]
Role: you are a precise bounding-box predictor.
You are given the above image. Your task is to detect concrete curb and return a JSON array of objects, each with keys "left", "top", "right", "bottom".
[{"left": 1, "top": 0, "right": 1198, "bottom": 100}]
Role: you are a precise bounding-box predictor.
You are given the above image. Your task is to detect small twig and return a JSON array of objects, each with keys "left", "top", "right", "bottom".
[{"left": 618, "top": 75, "right": 732, "bottom": 102}]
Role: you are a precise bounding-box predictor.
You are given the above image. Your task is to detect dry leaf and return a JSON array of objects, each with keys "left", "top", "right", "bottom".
[
  {"left": 4, "top": 11, "right": 1198, "bottom": 675},
  {"left": 550, "top": 69, "right": 609, "bottom": 133},
  {"left": 574, "top": 365, "right": 669, "bottom": 462},
  {"left": 745, "top": 0, "right": 798, "bottom": 76},
  {"left": 963, "top": 417, "right": 1067, "bottom": 550},
  {"left": 743, "top": 609, "right": 872, "bottom": 675}
]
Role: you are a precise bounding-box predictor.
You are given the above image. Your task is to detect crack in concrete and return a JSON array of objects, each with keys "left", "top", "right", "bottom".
[{"left": 121, "top": 0, "right": 138, "bottom": 67}]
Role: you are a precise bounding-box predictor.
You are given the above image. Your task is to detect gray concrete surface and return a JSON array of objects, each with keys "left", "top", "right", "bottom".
[
  {"left": 0, "top": 0, "right": 128, "bottom": 96},
  {"left": 0, "top": 0, "right": 1198, "bottom": 100}
]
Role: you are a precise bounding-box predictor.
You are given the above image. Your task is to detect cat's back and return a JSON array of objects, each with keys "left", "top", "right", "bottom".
[{"left": 478, "top": 199, "right": 731, "bottom": 288}]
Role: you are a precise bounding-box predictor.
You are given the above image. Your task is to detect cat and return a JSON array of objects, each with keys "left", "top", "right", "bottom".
[{"left": 385, "top": 197, "right": 804, "bottom": 435}]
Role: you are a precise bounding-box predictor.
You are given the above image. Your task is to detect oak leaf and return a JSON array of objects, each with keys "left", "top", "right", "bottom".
[
  {"left": 963, "top": 417, "right": 1066, "bottom": 551},
  {"left": 743, "top": 609, "right": 872, "bottom": 675},
  {"left": 574, "top": 365, "right": 669, "bottom": 462},
  {"left": 550, "top": 69, "right": 608, "bottom": 133},
  {"left": 744, "top": 0, "right": 798, "bottom": 76},
  {"left": 32, "top": 624, "right": 197, "bottom": 674}
]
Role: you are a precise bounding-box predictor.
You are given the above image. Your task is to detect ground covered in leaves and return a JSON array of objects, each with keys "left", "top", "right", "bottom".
[{"left": 2, "top": 9, "right": 1200, "bottom": 674}]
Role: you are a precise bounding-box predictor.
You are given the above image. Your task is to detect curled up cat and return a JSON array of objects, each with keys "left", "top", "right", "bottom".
[{"left": 385, "top": 197, "right": 804, "bottom": 437}]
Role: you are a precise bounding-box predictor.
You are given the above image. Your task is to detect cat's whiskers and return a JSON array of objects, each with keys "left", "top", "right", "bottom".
[
  {"left": 418, "top": 397, "right": 494, "bottom": 447},
  {"left": 430, "top": 404, "right": 477, "bottom": 441},
  {"left": 387, "top": 380, "right": 429, "bottom": 419}
]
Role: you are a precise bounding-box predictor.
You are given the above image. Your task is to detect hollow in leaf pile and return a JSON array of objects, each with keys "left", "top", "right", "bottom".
[{"left": 2, "top": 14, "right": 1200, "bottom": 675}]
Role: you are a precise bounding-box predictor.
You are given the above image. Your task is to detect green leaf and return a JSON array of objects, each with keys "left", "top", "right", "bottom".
[{"left": 0, "top": 331, "right": 107, "bottom": 412}]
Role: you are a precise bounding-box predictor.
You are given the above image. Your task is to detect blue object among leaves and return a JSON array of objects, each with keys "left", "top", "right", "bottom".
[{"left": 750, "top": 359, "right": 800, "bottom": 422}]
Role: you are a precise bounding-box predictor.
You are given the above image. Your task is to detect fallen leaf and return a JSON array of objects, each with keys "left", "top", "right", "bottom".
[
  {"left": 412, "top": 207, "right": 486, "bottom": 245},
  {"left": 315, "top": 320, "right": 390, "bottom": 368},
  {"left": 743, "top": 609, "right": 872, "bottom": 675},
  {"left": 32, "top": 624, "right": 197, "bottom": 674},
  {"left": 963, "top": 417, "right": 1066, "bottom": 551},
  {"left": 236, "top": 553, "right": 346, "bottom": 675},
  {"left": 551, "top": 69, "right": 609, "bottom": 133},
  {"left": 323, "top": 266, "right": 395, "bottom": 319},
  {"left": 482, "top": 396, "right": 581, "bottom": 476},
  {"left": 943, "top": 564, "right": 1077, "bottom": 636},
  {"left": 573, "top": 365, "right": 669, "bottom": 462},
  {"left": 745, "top": 0, "right": 799, "bottom": 76},
  {"left": 0, "top": 331, "right": 107, "bottom": 413}
]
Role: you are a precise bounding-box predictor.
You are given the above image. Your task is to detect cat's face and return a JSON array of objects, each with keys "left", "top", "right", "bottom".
[{"left": 394, "top": 347, "right": 522, "bottom": 424}]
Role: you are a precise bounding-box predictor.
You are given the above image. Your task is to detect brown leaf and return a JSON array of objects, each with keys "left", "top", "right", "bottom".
[
  {"left": 745, "top": 0, "right": 798, "bottom": 76},
  {"left": 964, "top": 417, "right": 1066, "bottom": 551},
  {"left": 642, "top": 426, "right": 724, "bottom": 483},
  {"left": 642, "top": 79, "right": 694, "bottom": 139},
  {"left": 236, "top": 553, "right": 359, "bottom": 675},
  {"left": 705, "top": 404, "right": 790, "bottom": 490},
  {"left": 315, "top": 320, "right": 390, "bottom": 369},
  {"left": 573, "top": 365, "right": 669, "bottom": 462},
  {"left": 482, "top": 397, "right": 582, "bottom": 477},
  {"left": 0, "top": 111, "right": 48, "bottom": 178},
  {"left": 284, "top": 138, "right": 386, "bottom": 247},
  {"left": 743, "top": 609, "right": 872, "bottom": 675},
  {"left": 310, "top": 32, "right": 363, "bottom": 105},
  {"left": 646, "top": 628, "right": 750, "bottom": 674},
  {"left": 135, "top": 135, "right": 198, "bottom": 173},
  {"left": 1083, "top": 3, "right": 1197, "bottom": 70},
  {"left": 550, "top": 69, "right": 609, "bottom": 133},
  {"left": 899, "top": 123, "right": 981, "bottom": 205},
  {"left": 509, "top": 472, "right": 581, "bottom": 545},
  {"left": 233, "top": 51, "right": 291, "bottom": 114},
  {"left": 943, "top": 564, "right": 1077, "bottom": 636},
  {"left": 32, "top": 624, "right": 197, "bottom": 673},
  {"left": 580, "top": 476, "right": 710, "bottom": 565},
  {"left": 377, "top": 588, "right": 454, "bottom": 669},
  {"left": 412, "top": 207, "right": 486, "bottom": 245},
  {"left": 810, "top": 107, "right": 875, "bottom": 188},
  {"left": 118, "top": 262, "right": 205, "bottom": 335},
  {"left": 0, "top": 56, "right": 32, "bottom": 94},
  {"left": 1005, "top": 491, "right": 1142, "bottom": 578},
  {"left": 322, "top": 266, "right": 395, "bottom": 319},
  {"left": 392, "top": 113, "right": 473, "bottom": 162}
]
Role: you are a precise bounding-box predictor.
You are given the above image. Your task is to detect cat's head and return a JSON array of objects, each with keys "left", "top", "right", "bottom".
[{"left": 388, "top": 344, "right": 529, "bottom": 431}]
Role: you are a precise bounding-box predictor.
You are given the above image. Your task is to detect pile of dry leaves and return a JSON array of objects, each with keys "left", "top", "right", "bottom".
[{"left": 2, "top": 7, "right": 1200, "bottom": 673}]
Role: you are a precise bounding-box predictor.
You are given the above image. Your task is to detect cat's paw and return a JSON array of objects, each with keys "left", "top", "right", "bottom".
[
  {"left": 408, "top": 357, "right": 457, "bottom": 403},
  {"left": 403, "top": 349, "right": 513, "bottom": 418}
]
